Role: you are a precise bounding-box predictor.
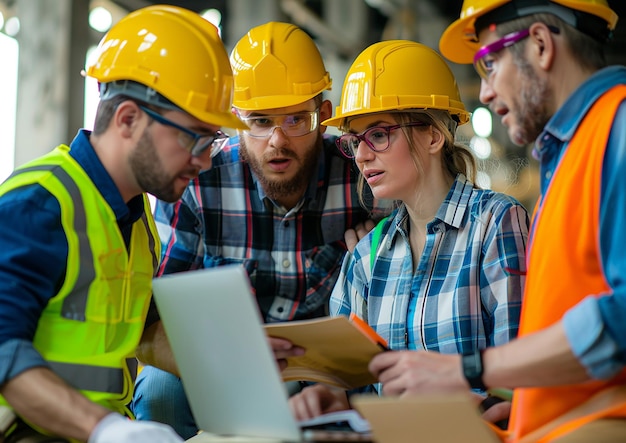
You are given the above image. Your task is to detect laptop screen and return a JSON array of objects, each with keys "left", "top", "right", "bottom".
[{"left": 152, "top": 265, "right": 302, "bottom": 441}]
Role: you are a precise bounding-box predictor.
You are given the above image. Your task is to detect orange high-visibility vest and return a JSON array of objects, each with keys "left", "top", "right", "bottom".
[{"left": 508, "top": 85, "right": 626, "bottom": 442}]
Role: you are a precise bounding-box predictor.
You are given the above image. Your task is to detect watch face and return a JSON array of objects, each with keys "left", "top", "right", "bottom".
[
  {"left": 462, "top": 351, "right": 486, "bottom": 390},
  {"left": 467, "top": 352, "right": 482, "bottom": 375}
]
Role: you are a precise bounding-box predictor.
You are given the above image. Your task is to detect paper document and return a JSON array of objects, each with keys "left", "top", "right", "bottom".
[{"left": 264, "top": 314, "right": 387, "bottom": 390}]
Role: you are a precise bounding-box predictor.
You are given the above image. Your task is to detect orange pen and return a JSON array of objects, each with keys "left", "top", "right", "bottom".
[{"left": 349, "top": 312, "right": 390, "bottom": 351}]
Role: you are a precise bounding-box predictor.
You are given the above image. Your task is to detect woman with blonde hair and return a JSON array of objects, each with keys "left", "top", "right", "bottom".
[{"left": 289, "top": 40, "right": 529, "bottom": 425}]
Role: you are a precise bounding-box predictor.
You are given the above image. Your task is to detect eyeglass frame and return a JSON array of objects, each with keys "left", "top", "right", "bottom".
[
  {"left": 138, "top": 105, "right": 229, "bottom": 158},
  {"left": 335, "top": 122, "right": 428, "bottom": 159},
  {"left": 237, "top": 109, "right": 320, "bottom": 138},
  {"left": 473, "top": 25, "right": 560, "bottom": 80}
]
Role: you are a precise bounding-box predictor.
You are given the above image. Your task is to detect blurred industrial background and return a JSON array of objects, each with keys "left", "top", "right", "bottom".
[{"left": 0, "top": 0, "right": 625, "bottom": 210}]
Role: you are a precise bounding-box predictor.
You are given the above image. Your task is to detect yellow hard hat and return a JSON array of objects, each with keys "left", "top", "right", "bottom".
[
  {"left": 229, "top": 21, "right": 332, "bottom": 110},
  {"left": 85, "top": 4, "right": 247, "bottom": 129},
  {"left": 440, "top": 0, "right": 619, "bottom": 64},
  {"left": 322, "top": 40, "right": 470, "bottom": 128}
]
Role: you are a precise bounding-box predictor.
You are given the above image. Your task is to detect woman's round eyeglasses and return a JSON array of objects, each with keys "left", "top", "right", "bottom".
[{"left": 336, "top": 122, "right": 427, "bottom": 159}]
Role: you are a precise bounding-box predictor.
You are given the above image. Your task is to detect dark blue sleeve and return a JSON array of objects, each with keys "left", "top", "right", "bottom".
[
  {"left": 598, "top": 100, "right": 626, "bottom": 359},
  {"left": 0, "top": 184, "right": 68, "bottom": 345}
]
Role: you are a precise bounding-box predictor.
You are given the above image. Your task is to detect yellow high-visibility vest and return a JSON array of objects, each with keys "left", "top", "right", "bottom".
[{"left": 0, "top": 144, "right": 159, "bottom": 415}]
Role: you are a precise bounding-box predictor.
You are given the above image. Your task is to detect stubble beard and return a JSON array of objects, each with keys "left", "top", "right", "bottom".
[
  {"left": 130, "top": 130, "right": 184, "bottom": 203},
  {"left": 510, "top": 57, "right": 551, "bottom": 146}
]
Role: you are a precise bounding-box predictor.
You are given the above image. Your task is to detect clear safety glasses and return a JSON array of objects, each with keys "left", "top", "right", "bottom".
[
  {"left": 238, "top": 109, "right": 320, "bottom": 138},
  {"left": 335, "top": 122, "right": 427, "bottom": 159},
  {"left": 139, "top": 106, "right": 229, "bottom": 157}
]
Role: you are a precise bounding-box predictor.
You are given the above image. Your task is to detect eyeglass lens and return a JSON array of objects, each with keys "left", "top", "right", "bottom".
[
  {"left": 241, "top": 110, "right": 319, "bottom": 138},
  {"left": 139, "top": 105, "right": 228, "bottom": 158},
  {"left": 336, "top": 122, "right": 426, "bottom": 159},
  {"left": 186, "top": 133, "right": 229, "bottom": 158},
  {"left": 473, "top": 26, "right": 559, "bottom": 80}
]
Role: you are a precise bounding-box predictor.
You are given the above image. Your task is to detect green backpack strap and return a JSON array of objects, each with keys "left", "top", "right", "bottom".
[{"left": 370, "top": 216, "right": 388, "bottom": 271}]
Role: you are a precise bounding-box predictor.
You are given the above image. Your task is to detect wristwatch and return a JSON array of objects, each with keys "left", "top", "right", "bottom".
[{"left": 462, "top": 349, "right": 487, "bottom": 391}]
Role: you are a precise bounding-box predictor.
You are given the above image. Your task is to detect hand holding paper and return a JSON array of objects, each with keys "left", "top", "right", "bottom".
[{"left": 264, "top": 314, "right": 388, "bottom": 390}]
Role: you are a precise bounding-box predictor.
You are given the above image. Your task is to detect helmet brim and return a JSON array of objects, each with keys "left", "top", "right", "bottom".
[
  {"left": 439, "top": 0, "right": 506, "bottom": 65},
  {"left": 198, "top": 110, "right": 249, "bottom": 131},
  {"left": 439, "top": 17, "right": 483, "bottom": 65},
  {"left": 322, "top": 106, "right": 471, "bottom": 129},
  {"left": 232, "top": 92, "right": 322, "bottom": 112}
]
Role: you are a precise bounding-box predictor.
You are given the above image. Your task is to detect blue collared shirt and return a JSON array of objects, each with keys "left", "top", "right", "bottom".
[
  {"left": 535, "top": 66, "right": 626, "bottom": 379},
  {"left": 331, "top": 175, "right": 528, "bottom": 355},
  {"left": 0, "top": 129, "right": 145, "bottom": 385}
]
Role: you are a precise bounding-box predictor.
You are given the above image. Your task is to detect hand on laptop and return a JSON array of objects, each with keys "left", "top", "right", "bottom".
[
  {"left": 268, "top": 336, "right": 305, "bottom": 371},
  {"left": 289, "top": 384, "right": 350, "bottom": 420}
]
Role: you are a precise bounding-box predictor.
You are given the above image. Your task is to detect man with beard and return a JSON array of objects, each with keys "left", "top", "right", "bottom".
[
  {"left": 131, "top": 21, "right": 382, "bottom": 439},
  {"left": 357, "top": 1, "right": 626, "bottom": 442},
  {"left": 0, "top": 5, "right": 266, "bottom": 443}
]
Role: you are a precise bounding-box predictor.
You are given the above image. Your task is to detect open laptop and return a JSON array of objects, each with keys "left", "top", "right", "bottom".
[
  {"left": 152, "top": 265, "right": 371, "bottom": 442},
  {"left": 153, "top": 265, "right": 500, "bottom": 443}
]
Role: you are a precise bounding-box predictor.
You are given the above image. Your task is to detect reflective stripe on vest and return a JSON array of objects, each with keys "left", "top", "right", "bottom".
[
  {"left": 48, "top": 361, "right": 123, "bottom": 394},
  {"left": 139, "top": 211, "right": 159, "bottom": 273},
  {"left": 10, "top": 164, "right": 95, "bottom": 321},
  {"left": 46, "top": 357, "right": 138, "bottom": 395}
]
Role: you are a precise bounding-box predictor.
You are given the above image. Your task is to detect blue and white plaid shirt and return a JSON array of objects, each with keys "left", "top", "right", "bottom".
[
  {"left": 331, "top": 175, "right": 528, "bottom": 353},
  {"left": 155, "top": 134, "right": 382, "bottom": 322}
]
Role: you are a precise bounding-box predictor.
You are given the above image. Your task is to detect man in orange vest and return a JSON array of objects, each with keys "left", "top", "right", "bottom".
[{"left": 367, "top": 1, "right": 626, "bottom": 441}]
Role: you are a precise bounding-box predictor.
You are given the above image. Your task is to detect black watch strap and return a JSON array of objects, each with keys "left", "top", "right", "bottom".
[{"left": 462, "top": 350, "right": 487, "bottom": 391}]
